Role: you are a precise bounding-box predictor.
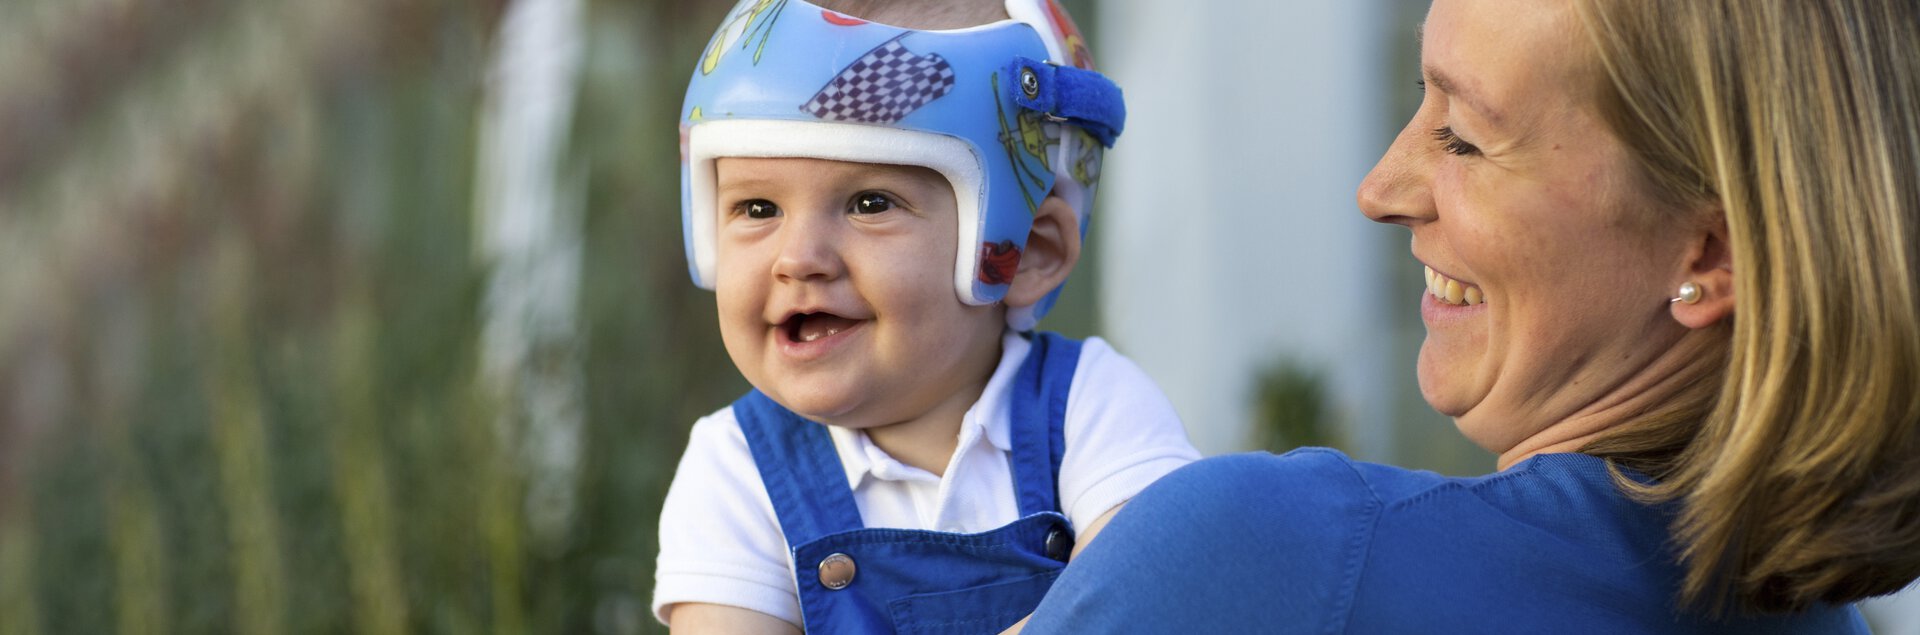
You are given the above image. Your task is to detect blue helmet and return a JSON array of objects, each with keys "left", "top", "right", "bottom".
[{"left": 679, "top": 0, "right": 1125, "bottom": 330}]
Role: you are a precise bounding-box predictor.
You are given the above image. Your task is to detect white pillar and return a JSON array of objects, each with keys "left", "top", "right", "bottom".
[
  {"left": 474, "top": 0, "right": 589, "bottom": 551},
  {"left": 1097, "top": 1, "right": 1399, "bottom": 457}
]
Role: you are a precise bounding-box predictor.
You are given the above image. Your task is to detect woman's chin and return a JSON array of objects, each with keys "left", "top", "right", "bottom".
[
  {"left": 1415, "top": 345, "right": 1477, "bottom": 418},
  {"left": 1419, "top": 385, "right": 1473, "bottom": 420}
]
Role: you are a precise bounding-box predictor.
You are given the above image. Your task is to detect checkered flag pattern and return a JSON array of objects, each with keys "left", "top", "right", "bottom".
[{"left": 802, "top": 36, "right": 956, "bottom": 124}]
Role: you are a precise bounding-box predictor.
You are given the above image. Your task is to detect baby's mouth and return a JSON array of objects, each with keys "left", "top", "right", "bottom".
[
  {"left": 783, "top": 312, "right": 861, "bottom": 343},
  {"left": 1425, "top": 266, "right": 1485, "bottom": 306}
]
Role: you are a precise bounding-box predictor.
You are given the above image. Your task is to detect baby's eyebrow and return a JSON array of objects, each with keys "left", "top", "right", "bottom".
[{"left": 714, "top": 175, "right": 782, "bottom": 193}]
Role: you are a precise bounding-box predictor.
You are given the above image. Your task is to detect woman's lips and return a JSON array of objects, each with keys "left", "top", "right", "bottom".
[
  {"left": 1419, "top": 265, "right": 1486, "bottom": 327},
  {"left": 1420, "top": 284, "right": 1487, "bottom": 327}
]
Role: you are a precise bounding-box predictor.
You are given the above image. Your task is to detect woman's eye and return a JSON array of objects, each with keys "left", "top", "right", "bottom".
[
  {"left": 736, "top": 199, "right": 779, "bottom": 219},
  {"left": 1430, "top": 126, "right": 1481, "bottom": 157},
  {"left": 852, "top": 192, "right": 895, "bottom": 215}
]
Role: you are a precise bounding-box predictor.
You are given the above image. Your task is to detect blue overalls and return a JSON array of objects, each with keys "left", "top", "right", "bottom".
[{"left": 734, "top": 332, "right": 1082, "bottom": 634}]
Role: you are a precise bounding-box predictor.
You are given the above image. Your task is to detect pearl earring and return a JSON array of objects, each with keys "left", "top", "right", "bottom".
[{"left": 1671, "top": 281, "right": 1703, "bottom": 305}]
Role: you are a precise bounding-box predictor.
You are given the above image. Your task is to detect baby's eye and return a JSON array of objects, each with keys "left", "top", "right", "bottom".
[
  {"left": 852, "top": 192, "right": 895, "bottom": 215},
  {"left": 735, "top": 199, "right": 779, "bottom": 219}
]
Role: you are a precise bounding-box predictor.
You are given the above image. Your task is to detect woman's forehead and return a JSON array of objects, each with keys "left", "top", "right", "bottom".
[{"left": 1420, "top": 0, "right": 1592, "bottom": 119}]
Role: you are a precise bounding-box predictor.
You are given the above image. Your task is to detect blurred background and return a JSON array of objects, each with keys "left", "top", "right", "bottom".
[{"left": 0, "top": 0, "right": 1912, "bottom": 632}]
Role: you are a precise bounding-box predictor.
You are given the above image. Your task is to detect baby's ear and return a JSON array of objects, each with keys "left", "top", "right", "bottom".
[{"left": 1004, "top": 194, "right": 1081, "bottom": 309}]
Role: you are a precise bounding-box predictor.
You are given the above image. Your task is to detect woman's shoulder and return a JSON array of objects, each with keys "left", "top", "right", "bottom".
[
  {"left": 1157, "top": 448, "right": 1448, "bottom": 512},
  {"left": 1020, "top": 449, "right": 1390, "bottom": 632},
  {"left": 1030, "top": 450, "right": 1868, "bottom": 633},
  {"left": 1154, "top": 448, "right": 1653, "bottom": 519},
  {"left": 1027, "top": 449, "right": 1509, "bottom": 631},
  {"left": 1185, "top": 451, "right": 1867, "bottom": 634}
]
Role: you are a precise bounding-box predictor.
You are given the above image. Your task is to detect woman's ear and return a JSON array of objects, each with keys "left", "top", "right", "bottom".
[
  {"left": 1672, "top": 209, "right": 1735, "bottom": 329},
  {"left": 1004, "top": 194, "right": 1082, "bottom": 309}
]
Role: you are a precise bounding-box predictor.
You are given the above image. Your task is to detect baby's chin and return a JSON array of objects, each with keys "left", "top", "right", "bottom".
[
  {"left": 783, "top": 396, "right": 932, "bottom": 431},
  {"left": 761, "top": 388, "right": 868, "bottom": 426}
]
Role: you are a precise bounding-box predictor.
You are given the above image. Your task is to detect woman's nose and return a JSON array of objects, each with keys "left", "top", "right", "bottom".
[{"left": 1357, "top": 120, "right": 1439, "bottom": 228}]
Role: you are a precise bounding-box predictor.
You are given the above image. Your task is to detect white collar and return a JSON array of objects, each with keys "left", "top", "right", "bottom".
[{"left": 826, "top": 331, "right": 1031, "bottom": 489}]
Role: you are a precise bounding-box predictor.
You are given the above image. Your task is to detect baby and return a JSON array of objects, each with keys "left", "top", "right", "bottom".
[{"left": 653, "top": 0, "right": 1198, "bottom": 632}]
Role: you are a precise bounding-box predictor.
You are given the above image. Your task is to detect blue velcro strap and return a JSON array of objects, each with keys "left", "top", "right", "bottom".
[{"left": 1005, "top": 57, "right": 1126, "bottom": 148}]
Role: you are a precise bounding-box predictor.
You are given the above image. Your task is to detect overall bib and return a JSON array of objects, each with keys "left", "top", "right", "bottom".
[{"left": 735, "top": 332, "right": 1082, "bottom": 634}]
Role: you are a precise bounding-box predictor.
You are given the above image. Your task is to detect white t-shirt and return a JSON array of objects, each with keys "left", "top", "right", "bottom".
[{"left": 651, "top": 333, "right": 1199, "bottom": 627}]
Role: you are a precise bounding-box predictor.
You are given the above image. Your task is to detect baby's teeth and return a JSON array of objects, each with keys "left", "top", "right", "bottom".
[
  {"left": 799, "top": 326, "right": 844, "bottom": 343},
  {"left": 1464, "top": 286, "right": 1483, "bottom": 306},
  {"left": 1445, "top": 279, "right": 1465, "bottom": 304}
]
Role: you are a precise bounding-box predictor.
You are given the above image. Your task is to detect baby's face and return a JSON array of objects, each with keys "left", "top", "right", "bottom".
[{"left": 712, "top": 156, "right": 1005, "bottom": 429}]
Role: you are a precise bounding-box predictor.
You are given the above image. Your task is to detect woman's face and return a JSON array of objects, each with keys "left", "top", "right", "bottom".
[{"left": 1357, "top": 0, "right": 1698, "bottom": 459}]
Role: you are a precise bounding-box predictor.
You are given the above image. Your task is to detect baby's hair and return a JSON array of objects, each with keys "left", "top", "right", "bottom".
[{"left": 814, "top": 0, "right": 1009, "bottom": 31}]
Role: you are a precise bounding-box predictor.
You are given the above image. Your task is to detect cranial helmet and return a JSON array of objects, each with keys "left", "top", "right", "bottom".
[{"left": 679, "top": 0, "right": 1125, "bottom": 330}]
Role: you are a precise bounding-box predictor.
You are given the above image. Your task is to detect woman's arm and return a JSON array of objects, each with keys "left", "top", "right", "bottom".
[
  {"left": 998, "top": 501, "right": 1126, "bottom": 635},
  {"left": 1019, "top": 451, "right": 1376, "bottom": 633}
]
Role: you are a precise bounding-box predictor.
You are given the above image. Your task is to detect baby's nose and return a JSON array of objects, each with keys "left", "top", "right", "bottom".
[{"left": 771, "top": 218, "right": 845, "bottom": 282}]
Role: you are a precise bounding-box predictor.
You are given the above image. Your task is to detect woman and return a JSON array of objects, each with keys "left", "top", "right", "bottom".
[{"left": 1018, "top": 0, "right": 1919, "bottom": 631}]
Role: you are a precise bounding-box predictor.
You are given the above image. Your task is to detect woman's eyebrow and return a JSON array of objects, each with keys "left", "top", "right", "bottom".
[{"left": 1423, "top": 65, "right": 1505, "bottom": 126}]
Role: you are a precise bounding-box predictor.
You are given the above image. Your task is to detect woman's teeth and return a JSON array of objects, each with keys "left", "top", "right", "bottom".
[{"left": 1425, "top": 266, "right": 1485, "bottom": 306}]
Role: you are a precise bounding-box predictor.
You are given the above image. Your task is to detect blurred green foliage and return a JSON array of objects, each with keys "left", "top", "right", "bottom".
[
  {"left": 0, "top": 0, "right": 1106, "bottom": 632},
  {"left": 0, "top": 0, "right": 757, "bottom": 632},
  {"left": 1248, "top": 359, "right": 1340, "bottom": 455}
]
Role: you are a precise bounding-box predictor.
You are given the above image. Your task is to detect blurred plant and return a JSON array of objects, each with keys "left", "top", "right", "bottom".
[
  {"left": 0, "top": 0, "right": 1106, "bottom": 632},
  {"left": 0, "top": 0, "right": 742, "bottom": 633},
  {"left": 1248, "top": 358, "right": 1343, "bottom": 454}
]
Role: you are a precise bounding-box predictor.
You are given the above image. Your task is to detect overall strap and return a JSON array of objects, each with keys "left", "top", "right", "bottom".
[
  {"left": 1007, "top": 332, "right": 1083, "bottom": 518},
  {"left": 733, "top": 390, "right": 865, "bottom": 546}
]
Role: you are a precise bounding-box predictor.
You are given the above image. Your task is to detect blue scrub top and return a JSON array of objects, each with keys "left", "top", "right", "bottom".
[{"left": 1022, "top": 448, "right": 1867, "bottom": 634}]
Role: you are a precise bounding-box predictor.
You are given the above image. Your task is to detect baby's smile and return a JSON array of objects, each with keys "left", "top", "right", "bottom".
[{"left": 784, "top": 311, "right": 862, "bottom": 343}]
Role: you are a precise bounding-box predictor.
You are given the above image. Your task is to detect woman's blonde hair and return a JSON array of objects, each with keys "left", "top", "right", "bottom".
[{"left": 1574, "top": 0, "right": 1920, "bottom": 615}]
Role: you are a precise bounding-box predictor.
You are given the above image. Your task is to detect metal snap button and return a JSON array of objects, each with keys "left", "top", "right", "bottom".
[
  {"left": 1044, "top": 526, "right": 1074, "bottom": 562},
  {"left": 817, "top": 553, "right": 856, "bottom": 590},
  {"left": 1020, "top": 67, "right": 1041, "bottom": 99}
]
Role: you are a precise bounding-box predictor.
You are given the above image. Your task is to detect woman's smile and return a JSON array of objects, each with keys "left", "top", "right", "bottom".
[
  {"left": 1418, "top": 263, "right": 1488, "bottom": 326},
  {"left": 1423, "top": 265, "right": 1484, "bottom": 307}
]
